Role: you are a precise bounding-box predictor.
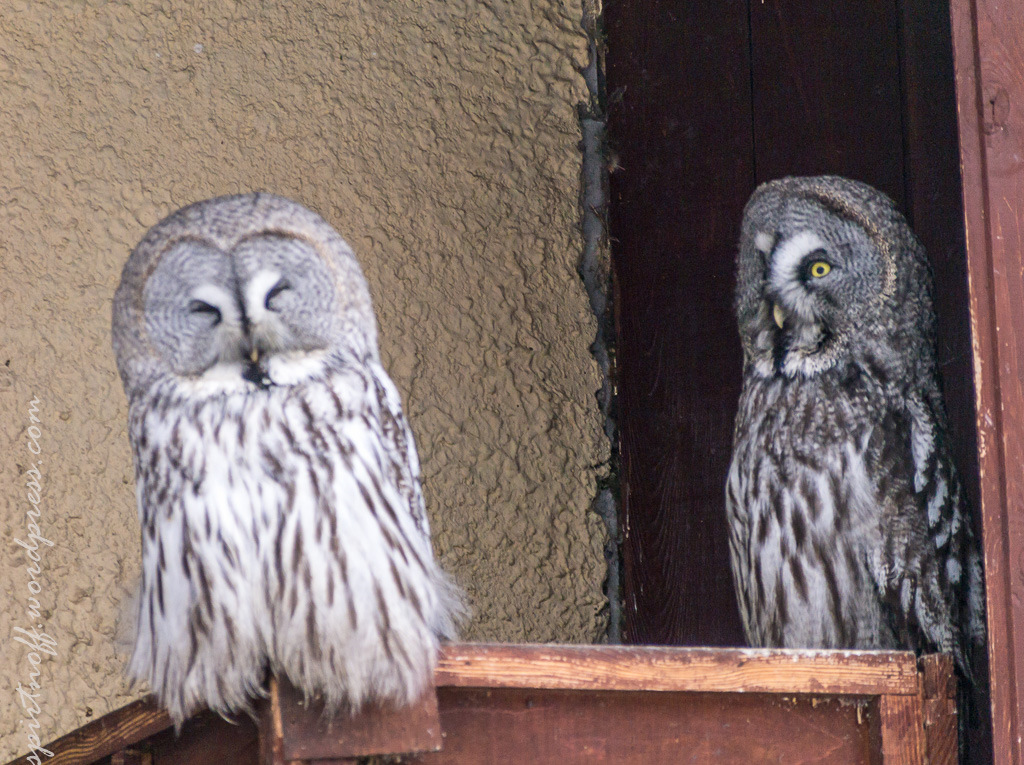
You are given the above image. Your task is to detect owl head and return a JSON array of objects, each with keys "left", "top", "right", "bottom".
[
  {"left": 112, "top": 193, "right": 378, "bottom": 398},
  {"left": 735, "top": 175, "right": 936, "bottom": 380}
]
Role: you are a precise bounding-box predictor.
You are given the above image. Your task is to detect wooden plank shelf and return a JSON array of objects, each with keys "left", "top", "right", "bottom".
[{"left": 5, "top": 644, "right": 957, "bottom": 765}]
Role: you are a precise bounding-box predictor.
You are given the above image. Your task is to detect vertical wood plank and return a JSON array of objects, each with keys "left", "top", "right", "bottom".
[
  {"left": 257, "top": 675, "right": 442, "bottom": 762},
  {"left": 258, "top": 677, "right": 286, "bottom": 765},
  {"left": 876, "top": 693, "right": 926, "bottom": 765},
  {"left": 948, "top": 0, "right": 1024, "bottom": 763},
  {"left": 605, "top": 0, "right": 752, "bottom": 647},
  {"left": 919, "top": 654, "right": 958, "bottom": 765},
  {"left": 749, "top": 0, "right": 906, "bottom": 204},
  {"left": 900, "top": 5, "right": 990, "bottom": 759}
]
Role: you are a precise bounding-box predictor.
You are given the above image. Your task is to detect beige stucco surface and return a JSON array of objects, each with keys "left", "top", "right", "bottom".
[{"left": 0, "top": 2, "right": 608, "bottom": 759}]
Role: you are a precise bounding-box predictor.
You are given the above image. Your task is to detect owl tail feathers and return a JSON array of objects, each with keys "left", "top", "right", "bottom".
[
  {"left": 114, "top": 578, "right": 142, "bottom": 660},
  {"left": 120, "top": 577, "right": 267, "bottom": 732},
  {"left": 430, "top": 568, "right": 469, "bottom": 643}
]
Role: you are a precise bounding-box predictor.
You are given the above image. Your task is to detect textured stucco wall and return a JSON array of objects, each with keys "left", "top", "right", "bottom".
[{"left": 0, "top": 2, "right": 608, "bottom": 758}]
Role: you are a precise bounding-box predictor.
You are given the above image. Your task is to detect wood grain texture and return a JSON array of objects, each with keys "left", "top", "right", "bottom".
[
  {"left": 920, "top": 655, "right": 958, "bottom": 765},
  {"left": 749, "top": 0, "right": 906, "bottom": 203},
  {"left": 11, "top": 646, "right": 954, "bottom": 763},
  {"left": 4, "top": 699, "right": 170, "bottom": 765},
  {"left": 258, "top": 677, "right": 286, "bottom": 765},
  {"left": 875, "top": 693, "right": 926, "bottom": 765},
  {"left": 605, "top": 0, "right": 751, "bottom": 647},
  {"left": 270, "top": 678, "right": 441, "bottom": 761},
  {"left": 436, "top": 644, "right": 920, "bottom": 695},
  {"left": 948, "top": 0, "right": 1024, "bottom": 763},
  {"left": 411, "top": 687, "right": 877, "bottom": 765}
]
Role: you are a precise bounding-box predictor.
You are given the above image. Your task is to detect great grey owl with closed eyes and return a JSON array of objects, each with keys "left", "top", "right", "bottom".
[
  {"left": 726, "top": 176, "right": 985, "bottom": 679},
  {"left": 112, "top": 193, "right": 462, "bottom": 727}
]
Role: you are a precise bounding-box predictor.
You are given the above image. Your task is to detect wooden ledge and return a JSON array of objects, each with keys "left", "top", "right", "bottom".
[
  {"left": 5, "top": 645, "right": 951, "bottom": 765},
  {"left": 436, "top": 643, "right": 921, "bottom": 695}
]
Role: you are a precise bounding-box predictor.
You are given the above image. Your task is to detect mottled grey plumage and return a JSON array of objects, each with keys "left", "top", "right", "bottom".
[
  {"left": 726, "top": 176, "right": 985, "bottom": 675},
  {"left": 112, "top": 193, "right": 461, "bottom": 727}
]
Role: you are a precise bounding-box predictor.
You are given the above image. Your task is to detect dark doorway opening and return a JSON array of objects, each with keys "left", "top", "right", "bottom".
[{"left": 605, "top": 0, "right": 978, "bottom": 655}]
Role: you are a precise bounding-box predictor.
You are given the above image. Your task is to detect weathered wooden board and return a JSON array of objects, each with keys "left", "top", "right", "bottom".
[
  {"left": 4, "top": 700, "right": 172, "bottom": 765},
  {"left": 948, "top": 0, "right": 1024, "bottom": 762},
  {"left": 258, "top": 677, "right": 441, "bottom": 762},
  {"left": 435, "top": 643, "right": 920, "bottom": 696},
  {"left": 411, "top": 688, "right": 877, "bottom": 765},
  {"left": 8, "top": 646, "right": 954, "bottom": 765}
]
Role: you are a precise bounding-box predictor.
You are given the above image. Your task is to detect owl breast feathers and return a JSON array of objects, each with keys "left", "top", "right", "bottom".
[
  {"left": 111, "top": 193, "right": 462, "bottom": 727},
  {"left": 726, "top": 176, "right": 985, "bottom": 678}
]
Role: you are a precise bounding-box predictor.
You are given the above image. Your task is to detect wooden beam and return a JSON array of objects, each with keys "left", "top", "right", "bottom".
[
  {"left": 8, "top": 646, "right": 953, "bottom": 764},
  {"left": 919, "top": 654, "right": 958, "bottom": 765},
  {"left": 874, "top": 692, "right": 926, "bottom": 765},
  {"left": 948, "top": 0, "right": 1024, "bottom": 762},
  {"left": 436, "top": 643, "right": 920, "bottom": 695},
  {"left": 4, "top": 699, "right": 170, "bottom": 765},
  {"left": 258, "top": 676, "right": 442, "bottom": 764}
]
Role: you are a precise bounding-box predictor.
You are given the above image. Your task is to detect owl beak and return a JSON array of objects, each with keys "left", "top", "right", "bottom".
[
  {"left": 249, "top": 347, "right": 261, "bottom": 364},
  {"left": 772, "top": 303, "right": 786, "bottom": 329}
]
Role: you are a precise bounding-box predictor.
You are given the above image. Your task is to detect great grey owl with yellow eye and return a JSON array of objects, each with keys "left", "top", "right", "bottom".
[
  {"left": 726, "top": 176, "right": 985, "bottom": 676},
  {"left": 112, "top": 193, "right": 462, "bottom": 727}
]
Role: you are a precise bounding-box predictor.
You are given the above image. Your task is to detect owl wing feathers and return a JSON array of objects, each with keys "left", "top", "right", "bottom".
[
  {"left": 127, "top": 364, "right": 459, "bottom": 725},
  {"left": 265, "top": 363, "right": 455, "bottom": 710},
  {"left": 369, "top": 363, "right": 431, "bottom": 540},
  {"left": 864, "top": 389, "right": 976, "bottom": 675},
  {"left": 128, "top": 388, "right": 269, "bottom": 726}
]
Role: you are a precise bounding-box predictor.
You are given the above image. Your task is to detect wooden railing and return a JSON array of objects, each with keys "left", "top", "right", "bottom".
[{"left": 6, "top": 645, "right": 957, "bottom": 765}]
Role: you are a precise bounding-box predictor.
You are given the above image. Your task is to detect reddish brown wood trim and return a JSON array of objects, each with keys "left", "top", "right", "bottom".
[
  {"left": 263, "top": 678, "right": 441, "bottom": 762},
  {"left": 11, "top": 646, "right": 953, "bottom": 764},
  {"left": 413, "top": 688, "right": 879, "bottom": 765},
  {"left": 875, "top": 691, "right": 927, "bottom": 765},
  {"left": 920, "top": 654, "right": 958, "bottom": 765},
  {"left": 948, "top": 1, "right": 1024, "bottom": 763},
  {"left": 435, "top": 644, "right": 920, "bottom": 696}
]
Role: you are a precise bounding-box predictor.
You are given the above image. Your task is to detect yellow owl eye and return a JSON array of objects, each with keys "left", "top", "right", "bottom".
[{"left": 809, "top": 261, "right": 831, "bottom": 278}]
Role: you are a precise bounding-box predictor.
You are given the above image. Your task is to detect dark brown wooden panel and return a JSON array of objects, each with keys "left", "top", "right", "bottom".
[
  {"left": 413, "top": 688, "right": 876, "bottom": 764},
  {"left": 605, "top": 0, "right": 752, "bottom": 647},
  {"left": 151, "top": 714, "right": 257, "bottom": 765},
  {"left": 749, "top": 1, "right": 906, "bottom": 205},
  {"left": 259, "top": 677, "right": 441, "bottom": 762},
  {"left": 899, "top": 0, "right": 982, "bottom": 551}
]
